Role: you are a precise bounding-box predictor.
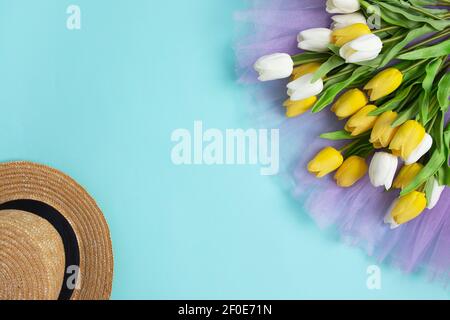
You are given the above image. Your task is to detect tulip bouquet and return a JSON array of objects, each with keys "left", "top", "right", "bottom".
[
  {"left": 237, "top": 0, "right": 450, "bottom": 279},
  {"left": 254, "top": 0, "right": 450, "bottom": 228}
]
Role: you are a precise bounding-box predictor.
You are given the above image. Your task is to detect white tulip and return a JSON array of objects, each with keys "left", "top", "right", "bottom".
[
  {"left": 297, "top": 28, "right": 332, "bottom": 52},
  {"left": 340, "top": 34, "right": 383, "bottom": 63},
  {"left": 331, "top": 13, "right": 367, "bottom": 30},
  {"left": 427, "top": 179, "right": 445, "bottom": 210},
  {"left": 326, "top": 0, "right": 360, "bottom": 14},
  {"left": 369, "top": 152, "right": 398, "bottom": 190},
  {"left": 286, "top": 73, "right": 324, "bottom": 101},
  {"left": 254, "top": 53, "right": 294, "bottom": 82},
  {"left": 405, "top": 134, "right": 433, "bottom": 165}
]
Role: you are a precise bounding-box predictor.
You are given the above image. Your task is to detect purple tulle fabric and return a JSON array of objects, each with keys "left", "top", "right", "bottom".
[{"left": 235, "top": 0, "right": 450, "bottom": 283}]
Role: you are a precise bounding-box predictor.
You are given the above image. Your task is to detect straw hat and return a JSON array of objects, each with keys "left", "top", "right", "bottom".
[{"left": 0, "top": 162, "right": 113, "bottom": 300}]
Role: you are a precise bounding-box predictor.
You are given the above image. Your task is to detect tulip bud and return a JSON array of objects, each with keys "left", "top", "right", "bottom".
[
  {"left": 308, "top": 147, "right": 344, "bottom": 178},
  {"left": 369, "top": 152, "right": 398, "bottom": 190},
  {"left": 393, "top": 163, "right": 423, "bottom": 190},
  {"left": 385, "top": 191, "right": 427, "bottom": 228},
  {"left": 331, "top": 89, "right": 368, "bottom": 119},
  {"left": 291, "top": 63, "right": 322, "bottom": 81},
  {"left": 427, "top": 179, "right": 446, "bottom": 210},
  {"left": 254, "top": 53, "right": 294, "bottom": 82},
  {"left": 405, "top": 134, "right": 433, "bottom": 165},
  {"left": 345, "top": 105, "right": 378, "bottom": 136},
  {"left": 334, "top": 156, "right": 368, "bottom": 187},
  {"left": 364, "top": 68, "right": 403, "bottom": 101},
  {"left": 331, "top": 23, "right": 371, "bottom": 47},
  {"left": 284, "top": 97, "right": 317, "bottom": 118},
  {"left": 340, "top": 34, "right": 383, "bottom": 63},
  {"left": 370, "top": 111, "right": 399, "bottom": 149},
  {"left": 326, "top": 0, "right": 360, "bottom": 14},
  {"left": 298, "top": 28, "right": 332, "bottom": 53},
  {"left": 287, "top": 74, "right": 324, "bottom": 101},
  {"left": 331, "top": 13, "right": 367, "bottom": 30},
  {"left": 389, "top": 120, "right": 426, "bottom": 161}
]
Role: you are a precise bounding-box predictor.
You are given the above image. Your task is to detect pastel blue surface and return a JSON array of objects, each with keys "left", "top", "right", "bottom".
[{"left": 0, "top": 0, "right": 448, "bottom": 299}]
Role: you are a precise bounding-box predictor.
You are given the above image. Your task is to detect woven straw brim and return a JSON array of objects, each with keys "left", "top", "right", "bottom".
[
  {"left": 0, "top": 210, "right": 65, "bottom": 300},
  {"left": 0, "top": 162, "right": 113, "bottom": 300}
]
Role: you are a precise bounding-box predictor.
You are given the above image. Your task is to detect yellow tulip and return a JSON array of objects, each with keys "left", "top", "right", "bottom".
[
  {"left": 331, "top": 89, "right": 368, "bottom": 119},
  {"left": 370, "top": 111, "right": 399, "bottom": 149},
  {"left": 334, "top": 156, "right": 368, "bottom": 187},
  {"left": 291, "top": 62, "right": 322, "bottom": 80},
  {"left": 389, "top": 120, "right": 425, "bottom": 160},
  {"left": 364, "top": 68, "right": 403, "bottom": 101},
  {"left": 308, "top": 147, "right": 344, "bottom": 178},
  {"left": 345, "top": 105, "right": 378, "bottom": 136},
  {"left": 284, "top": 96, "right": 317, "bottom": 118},
  {"left": 331, "top": 23, "right": 372, "bottom": 47},
  {"left": 393, "top": 163, "right": 423, "bottom": 190},
  {"left": 388, "top": 191, "right": 427, "bottom": 226}
]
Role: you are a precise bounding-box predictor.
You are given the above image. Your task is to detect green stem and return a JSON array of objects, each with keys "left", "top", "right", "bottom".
[
  {"left": 291, "top": 55, "right": 328, "bottom": 67},
  {"left": 339, "top": 140, "right": 360, "bottom": 153},
  {"left": 437, "top": 0, "right": 450, "bottom": 5},
  {"left": 409, "top": 4, "right": 445, "bottom": 20},
  {"left": 401, "top": 59, "right": 428, "bottom": 74},
  {"left": 323, "top": 68, "right": 354, "bottom": 82},
  {"left": 383, "top": 34, "right": 405, "bottom": 45},
  {"left": 373, "top": 26, "right": 400, "bottom": 35},
  {"left": 403, "top": 28, "right": 450, "bottom": 53}
]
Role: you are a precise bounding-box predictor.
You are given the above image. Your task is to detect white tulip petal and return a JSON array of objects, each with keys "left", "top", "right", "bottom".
[
  {"left": 405, "top": 134, "right": 433, "bottom": 165},
  {"left": 346, "top": 49, "right": 381, "bottom": 63},
  {"left": 326, "top": 0, "right": 360, "bottom": 13},
  {"left": 427, "top": 179, "right": 445, "bottom": 209},
  {"left": 298, "top": 40, "right": 330, "bottom": 52},
  {"left": 369, "top": 153, "right": 387, "bottom": 187},
  {"left": 369, "top": 152, "right": 398, "bottom": 190},
  {"left": 339, "top": 35, "right": 382, "bottom": 63},
  {"left": 254, "top": 53, "right": 294, "bottom": 81},
  {"left": 331, "top": 13, "right": 367, "bottom": 29},
  {"left": 385, "top": 158, "right": 398, "bottom": 190},
  {"left": 287, "top": 74, "right": 323, "bottom": 101},
  {"left": 298, "top": 28, "right": 332, "bottom": 41},
  {"left": 334, "top": 0, "right": 360, "bottom": 12},
  {"left": 297, "top": 28, "right": 331, "bottom": 52},
  {"left": 349, "top": 34, "right": 383, "bottom": 51}
]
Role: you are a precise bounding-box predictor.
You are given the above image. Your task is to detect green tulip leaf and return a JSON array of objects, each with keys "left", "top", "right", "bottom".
[
  {"left": 378, "top": 2, "right": 450, "bottom": 30},
  {"left": 312, "top": 56, "right": 345, "bottom": 82},
  {"left": 292, "top": 52, "right": 330, "bottom": 66},
  {"left": 380, "top": 25, "right": 433, "bottom": 67},
  {"left": 437, "top": 73, "right": 450, "bottom": 112},
  {"left": 401, "top": 149, "right": 446, "bottom": 195},
  {"left": 320, "top": 130, "right": 355, "bottom": 141},
  {"left": 397, "top": 39, "right": 450, "bottom": 60},
  {"left": 369, "top": 83, "right": 419, "bottom": 116},
  {"left": 312, "top": 66, "right": 372, "bottom": 113}
]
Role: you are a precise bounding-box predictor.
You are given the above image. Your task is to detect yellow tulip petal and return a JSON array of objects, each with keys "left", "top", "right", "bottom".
[
  {"left": 308, "top": 147, "right": 344, "bottom": 178},
  {"left": 345, "top": 105, "right": 378, "bottom": 136},
  {"left": 391, "top": 191, "right": 427, "bottom": 225},
  {"left": 291, "top": 62, "right": 322, "bottom": 80},
  {"left": 389, "top": 120, "right": 425, "bottom": 160},
  {"left": 364, "top": 68, "right": 403, "bottom": 101},
  {"left": 334, "top": 156, "right": 368, "bottom": 187},
  {"left": 370, "top": 111, "right": 399, "bottom": 149},
  {"left": 331, "top": 23, "right": 372, "bottom": 47},
  {"left": 331, "top": 89, "right": 368, "bottom": 119},
  {"left": 284, "top": 97, "right": 317, "bottom": 118},
  {"left": 393, "top": 163, "right": 423, "bottom": 190}
]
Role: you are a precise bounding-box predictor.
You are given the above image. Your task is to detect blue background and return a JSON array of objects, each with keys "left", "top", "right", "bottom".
[{"left": 0, "top": 0, "right": 448, "bottom": 299}]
